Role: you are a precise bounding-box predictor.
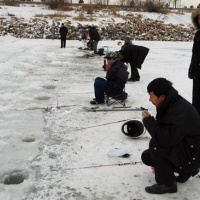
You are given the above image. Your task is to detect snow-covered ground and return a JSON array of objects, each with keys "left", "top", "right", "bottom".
[{"left": 0, "top": 4, "right": 199, "bottom": 200}]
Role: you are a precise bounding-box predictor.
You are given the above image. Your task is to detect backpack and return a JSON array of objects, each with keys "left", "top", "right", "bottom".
[{"left": 97, "top": 48, "right": 104, "bottom": 55}]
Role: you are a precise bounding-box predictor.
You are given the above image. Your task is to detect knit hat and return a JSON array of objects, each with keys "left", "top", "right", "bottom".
[
  {"left": 104, "top": 51, "right": 117, "bottom": 59},
  {"left": 147, "top": 78, "right": 173, "bottom": 97}
]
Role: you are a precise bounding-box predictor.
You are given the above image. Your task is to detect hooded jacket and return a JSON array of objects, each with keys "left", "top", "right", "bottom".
[
  {"left": 189, "top": 9, "right": 200, "bottom": 78},
  {"left": 143, "top": 87, "right": 200, "bottom": 171}
]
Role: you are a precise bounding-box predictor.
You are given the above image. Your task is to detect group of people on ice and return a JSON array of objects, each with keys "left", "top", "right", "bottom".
[{"left": 60, "top": 9, "right": 200, "bottom": 195}]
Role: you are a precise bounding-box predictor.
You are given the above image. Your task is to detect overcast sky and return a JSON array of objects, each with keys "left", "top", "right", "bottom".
[
  {"left": 74, "top": 0, "right": 199, "bottom": 8},
  {"left": 181, "top": 0, "right": 199, "bottom": 7}
]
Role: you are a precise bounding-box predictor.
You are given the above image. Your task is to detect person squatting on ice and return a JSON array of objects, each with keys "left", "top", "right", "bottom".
[
  {"left": 59, "top": 23, "right": 68, "bottom": 48},
  {"left": 90, "top": 51, "right": 129, "bottom": 105},
  {"left": 188, "top": 9, "right": 200, "bottom": 116},
  {"left": 141, "top": 78, "right": 200, "bottom": 194},
  {"left": 116, "top": 44, "right": 149, "bottom": 82}
]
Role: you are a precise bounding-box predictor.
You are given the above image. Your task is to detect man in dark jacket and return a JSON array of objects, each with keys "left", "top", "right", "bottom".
[
  {"left": 88, "top": 26, "right": 101, "bottom": 54},
  {"left": 59, "top": 23, "right": 68, "bottom": 48},
  {"left": 141, "top": 78, "right": 200, "bottom": 194},
  {"left": 90, "top": 51, "right": 129, "bottom": 105},
  {"left": 188, "top": 9, "right": 200, "bottom": 115},
  {"left": 117, "top": 44, "right": 149, "bottom": 82}
]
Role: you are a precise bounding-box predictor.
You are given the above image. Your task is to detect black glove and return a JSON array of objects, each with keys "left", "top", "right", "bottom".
[{"left": 188, "top": 63, "right": 195, "bottom": 79}]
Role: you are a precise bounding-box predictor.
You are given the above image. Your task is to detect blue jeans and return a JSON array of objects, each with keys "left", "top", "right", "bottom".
[
  {"left": 93, "top": 40, "right": 99, "bottom": 54},
  {"left": 94, "top": 77, "right": 120, "bottom": 103}
]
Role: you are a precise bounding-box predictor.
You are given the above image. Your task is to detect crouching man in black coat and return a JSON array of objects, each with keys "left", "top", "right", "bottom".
[{"left": 141, "top": 78, "right": 200, "bottom": 194}]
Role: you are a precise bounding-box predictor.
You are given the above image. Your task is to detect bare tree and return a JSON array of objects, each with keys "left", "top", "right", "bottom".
[
  {"left": 165, "top": 0, "right": 172, "bottom": 7},
  {"left": 171, "top": 0, "right": 182, "bottom": 8},
  {"left": 103, "top": 0, "right": 109, "bottom": 5},
  {"left": 118, "top": 0, "right": 126, "bottom": 5},
  {"left": 125, "top": 0, "right": 134, "bottom": 6}
]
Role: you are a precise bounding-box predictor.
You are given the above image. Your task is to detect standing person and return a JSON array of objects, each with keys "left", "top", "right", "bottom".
[
  {"left": 90, "top": 51, "right": 129, "bottom": 105},
  {"left": 117, "top": 44, "right": 149, "bottom": 82},
  {"left": 88, "top": 25, "right": 101, "bottom": 54},
  {"left": 188, "top": 9, "right": 200, "bottom": 115},
  {"left": 59, "top": 23, "right": 68, "bottom": 48},
  {"left": 141, "top": 78, "right": 200, "bottom": 194}
]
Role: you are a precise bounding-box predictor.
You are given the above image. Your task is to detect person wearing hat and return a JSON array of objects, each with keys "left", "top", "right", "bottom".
[
  {"left": 117, "top": 44, "right": 149, "bottom": 82},
  {"left": 59, "top": 23, "right": 68, "bottom": 48},
  {"left": 188, "top": 9, "right": 200, "bottom": 116},
  {"left": 141, "top": 78, "right": 200, "bottom": 194},
  {"left": 90, "top": 51, "right": 129, "bottom": 105}
]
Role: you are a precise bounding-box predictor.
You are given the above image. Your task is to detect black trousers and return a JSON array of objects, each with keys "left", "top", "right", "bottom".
[
  {"left": 141, "top": 140, "right": 176, "bottom": 185},
  {"left": 193, "top": 77, "right": 200, "bottom": 116},
  {"left": 61, "top": 36, "right": 66, "bottom": 48},
  {"left": 130, "top": 63, "right": 140, "bottom": 80}
]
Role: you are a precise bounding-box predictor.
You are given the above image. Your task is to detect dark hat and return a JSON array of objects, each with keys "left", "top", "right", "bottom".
[
  {"left": 147, "top": 78, "right": 173, "bottom": 97},
  {"left": 121, "top": 120, "right": 146, "bottom": 138}
]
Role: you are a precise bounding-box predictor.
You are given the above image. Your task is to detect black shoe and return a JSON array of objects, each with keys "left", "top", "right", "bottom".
[
  {"left": 145, "top": 183, "right": 177, "bottom": 194},
  {"left": 90, "top": 100, "right": 105, "bottom": 105},
  {"left": 127, "top": 78, "right": 135, "bottom": 82},
  {"left": 127, "top": 77, "right": 140, "bottom": 82},
  {"left": 135, "top": 77, "right": 140, "bottom": 81},
  {"left": 176, "top": 169, "right": 199, "bottom": 183}
]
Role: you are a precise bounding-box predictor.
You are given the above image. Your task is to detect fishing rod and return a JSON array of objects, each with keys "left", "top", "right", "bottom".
[
  {"left": 66, "top": 160, "right": 143, "bottom": 170},
  {"left": 75, "top": 118, "right": 134, "bottom": 131}
]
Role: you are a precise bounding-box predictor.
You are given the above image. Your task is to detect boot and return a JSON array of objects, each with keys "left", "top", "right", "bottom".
[
  {"left": 145, "top": 182, "right": 177, "bottom": 194},
  {"left": 127, "top": 77, "right": 140, "bottom": 82}
]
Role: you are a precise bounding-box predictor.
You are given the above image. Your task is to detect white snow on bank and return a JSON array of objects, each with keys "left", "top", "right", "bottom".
[{"left": 0, "top": 4, "right": 193, "bottom": 27}]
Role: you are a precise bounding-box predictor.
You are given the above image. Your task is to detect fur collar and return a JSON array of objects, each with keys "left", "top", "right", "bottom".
[{"left": 191, "top": 9, "right": 200, "bottom": 30}]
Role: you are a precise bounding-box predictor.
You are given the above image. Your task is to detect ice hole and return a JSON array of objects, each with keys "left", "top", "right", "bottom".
[
  {"left": 4, "top": 171, "right": 27, "bottom": 185},
  {"left": 22, "top": 137, "right": 35, "bottom": 142},
  {"left": 43, "top": 85, "right": 56, "bottom": 89},
  {"left": 35, "top": 96, "right": 50, "bottom": 100}
]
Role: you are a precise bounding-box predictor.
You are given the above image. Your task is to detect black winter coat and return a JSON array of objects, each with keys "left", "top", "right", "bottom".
[
  {"left": 89, "top": 27, "right": 101, "bottom": 41},
  {"left": 189, "top": 9, "right": 200, "bottom": 79},
  {"left": 59, "top": 26, "right": 68, "bottom": 37},
  {"left": 106, "top": 60, "right": 129, "bottom": 92},
  {"left": 189, "top": 30, "right": 200, "bottom": 78},
  {"left": 119, "top": 44, "right": 149, "bottom": 69},
  {"left": 143, "top": 87, "right": 200, "bottom": 171}
]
